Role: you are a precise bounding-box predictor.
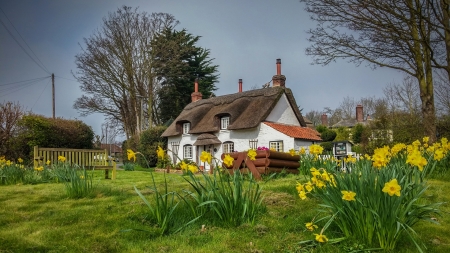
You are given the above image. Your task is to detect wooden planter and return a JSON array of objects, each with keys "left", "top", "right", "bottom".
[{"left": 220, "top": 150, "right": 300, "bottom": 180}]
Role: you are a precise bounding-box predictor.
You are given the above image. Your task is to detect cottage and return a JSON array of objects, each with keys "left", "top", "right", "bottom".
[{"left": 161, "top": 59, "right": 322, "bottom": 170}]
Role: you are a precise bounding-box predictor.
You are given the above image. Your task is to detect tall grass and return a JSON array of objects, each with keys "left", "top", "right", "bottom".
[{"left": 52, "top": 165, "right": 95, "bottom": 199}]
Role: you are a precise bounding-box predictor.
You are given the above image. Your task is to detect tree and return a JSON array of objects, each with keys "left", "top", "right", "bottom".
[
  {"left": 300, "top": 0, "right": 444, "bottom": 141},
  {"left": 73, "top": 6, "right": 179, "bottom": 139},
  {"left": 305, "top": 110, "right": 322, "bottom": 126},
  {"left": 151, "top": 28, "right": 219, "bottom": 124},
  {"left": 0, "top": 101, "right": 25, "bottom": 157}
]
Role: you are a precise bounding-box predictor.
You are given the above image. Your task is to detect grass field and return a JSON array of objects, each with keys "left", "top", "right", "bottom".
[{"left": 0, "top": 170, "right": 449, "bottom": 253}]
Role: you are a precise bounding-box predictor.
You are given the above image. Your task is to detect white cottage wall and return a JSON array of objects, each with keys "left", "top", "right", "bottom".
[
  {"left": 265, "top": 93, "right": 300, "bottom": 126},
  {"left": 257, "top": 123, "right": 295, "bottom": 152},
  {"left": 294, "top": 139, "right": 315, "bottom": 151}
]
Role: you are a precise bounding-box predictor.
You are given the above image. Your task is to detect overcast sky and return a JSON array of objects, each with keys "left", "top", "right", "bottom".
[{"left": 0, "top": 0, "right": 405, "bottom": 140}]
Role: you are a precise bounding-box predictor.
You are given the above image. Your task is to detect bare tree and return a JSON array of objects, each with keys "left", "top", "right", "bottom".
[
  {"left": 300, "top": 0, "right": 443, "bottom": 141},
  {"left": 337, "top": 96, "right": 356, "bottom": 119},
  {"left": 435, "top": 69, "right": 450, "bottom": 115},
  {"left": 73, "top": 6, "right": 179, "bottom": 139},
  {"left": 383, "top": 76, "right": 421, "bottom": 116},
  {"left": 0, "top": 101, "right": 25, "bottom": 156},
  {"left": 304, "top": 110, "right": 322, "bottom": 126}
]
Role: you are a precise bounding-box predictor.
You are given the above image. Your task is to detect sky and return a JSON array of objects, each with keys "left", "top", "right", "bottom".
[{"left": 0, "top": 0, "right": 406, "bottom": 140}]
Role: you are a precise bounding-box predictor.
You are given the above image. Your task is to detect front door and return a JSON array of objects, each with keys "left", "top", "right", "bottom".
[{"left": 198, "top": 145, "right": 214, "bottom": 172}]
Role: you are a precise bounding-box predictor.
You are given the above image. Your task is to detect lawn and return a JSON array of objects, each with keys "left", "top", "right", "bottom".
[{"left": 0, "top": 170, "right": 449, "bottom": 253}]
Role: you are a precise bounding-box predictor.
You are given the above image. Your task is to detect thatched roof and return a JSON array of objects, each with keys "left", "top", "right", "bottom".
[
  {"left": 193, "top": 133, "right": 222, "bottom": 146},
  {"left": 161, "top": 86, "right": 307, "bottom": 137}
]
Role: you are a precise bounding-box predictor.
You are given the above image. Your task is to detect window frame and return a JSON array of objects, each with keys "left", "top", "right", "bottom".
[
  {"left": 183, "top": 144, "right": 193, "bottom": 159},
  {"left": 220, "top": 116, "right": 230, "bottom": 130},
  {"left": 183, "top": 122, "right": 190, "bottom": 134},
  {"left": 222, "top": 141, "right": 234, "bottom": 153},
  {"left": 269, "top": 141, "right": 284, "bottom": 152}
]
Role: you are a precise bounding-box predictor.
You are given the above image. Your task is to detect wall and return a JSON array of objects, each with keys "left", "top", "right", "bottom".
[{"left": 265, "top": 93, "right": 300, "bottom": 125}]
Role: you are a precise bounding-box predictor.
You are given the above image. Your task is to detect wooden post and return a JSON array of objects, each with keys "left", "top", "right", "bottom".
[
  {"left": 33, "top": 146, "right": 39, "bottom": 168},
  {"left": 112, "top": 161, "right": 116, "bottom": 180}
]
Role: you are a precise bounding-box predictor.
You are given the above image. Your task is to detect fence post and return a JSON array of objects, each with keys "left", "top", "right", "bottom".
[
  {"left": 33, "top": 146, "right": 39, "bottom": 168},
  {"left": 112, "top": 161, "right": 116, "bottom": 180}
]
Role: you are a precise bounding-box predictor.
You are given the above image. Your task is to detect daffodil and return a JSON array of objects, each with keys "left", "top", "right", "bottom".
[
  {"left": 382, "top": 179, "right": 402, "bottom": 197},
  {"left": 127, "top": 149, "right": 136, "bottom": 162},
  {"left": 223, "top": 154, "right": 234, "bottom": 167},
  {"left": 247, "top": 149, "right": 257, "bottom": 160},
  {"left": 34, "top": 166, "right": 44, "bottom": 171},
  {"left": 188, "top": 164, "right": 198, "bottom": 173},
  {"left": 289, "top": 148, "right": 296, "bottom": 156},
  {"left": 46, "top": 160, "right": 51, "bottom": 165},
  {"left": 305, "top": 222, "right": 318, "bottom": 231},
  {"left": 157, "top": 146, "right": 165, "bottom": 159},
  {"left": 58, "top": 156, "right": 66, "bottom": 162},
  {"left": 314, "top": 233, "right": 328, "bottom": 243},
  {"left": 200, "top": 151, "right": 212, "bottom": 164},
  {"left": 299, "top": 147, "right": 306, "bottom": 155},
  {"left": 341, "top": 190, "right": 356, "bottom": 201},
  {"left": 304, "top": 181, "right": 313, "bottom": 192},
  {"left": 298, "top": 190, "right": 307, "bottom": 200},
  {"left": 18, "top": 158, "right": 23, "bottom": 163},
  {"left": 180, "top": 161, "right": 188, "bottom": 170}
]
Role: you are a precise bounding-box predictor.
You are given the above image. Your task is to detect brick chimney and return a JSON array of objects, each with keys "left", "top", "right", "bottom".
[
  {"left": 321, "top": 113, "right": 328, "bottom": 126},
  {"left": 238, "top": 79, "right": 243, "bottom": 92},
  {"left": 356, "top": 104, "right": 363, "bottom": 122},
  {"left": 272, "top": 59, "right": 286, "bottom": 87},
  {"left": 191, "top": 78, "right": 202, "bottom": 102}
]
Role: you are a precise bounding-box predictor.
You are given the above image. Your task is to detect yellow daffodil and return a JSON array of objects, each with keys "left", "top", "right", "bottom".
[
  {"left": 188, "top": 164, "right": 198, "bottom": 173},
  {"left": 157, "top": 146, "right": 165, "bottom": 159},
  {"left": 298, "top": 190, "right": 307, "bottom": 200},
  {"left": 341, "top": 190, "right": 356, "bottom": 201},
  {"left": 34, "top": 166, "right": 44, "bottom": 171},
  {"left": 127, "top": 149, "right": 136, "bottom": 162},
  {"left": 310, "top": 167, "right": 321, "bottom": 177},
  {"left": 299, "top": 147, "right": 306, "bottom": 155},
  {"left": 223, "top": 154, "right": 234, "bottom": 167},
  {"left": 304, "top": 181, "right": 313, "bottom": 192},
  {"left": 289, "top": 148, "right": 296, "bottom": 156},
  {"left": 200, "top": 151, "right": 212, "bottom": 164},
  {"left": 80, "top": 175, "right": 84, "bottom": 179},
  {"left": 314, "top": 233, "right": 328, "bottom": 243},
  {"left": 247, "top": 149, "right": 257, "bottom": 160},
  {"left": 309, "top": 144, "right": 324, "bottom": 155},
  {"left": 382, "top": 179, "right": 402, "bottom": 197},
  {"left": 305, "top": 222, "right": 318, "bottom": 231},
  {"left": 46, "top": 160, "right": 51, "bottom": 165},
  {"left": 6, "top": 160, "right": 11, "bottom": 166},
  {"left": 434, "top": 148, "right": 445, "bottom": 161},
  {"left": 180, "top": 161, "right": 188, "bottom": 170},
  {"left": 18, "top": 158, "right": 23, "bottom": 163},
  {"left": 58, "top": 156, "right": 66, "bottom": 162},
  {"left": 296, "top": 182, "right": 304, "bottom": 192}
]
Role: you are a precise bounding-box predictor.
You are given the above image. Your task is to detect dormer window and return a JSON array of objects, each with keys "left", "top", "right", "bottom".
[
  {"left": 183, "top": 123, "right": 190, "bottom": 134},
  {"left": 221, "top": 116, "right": 230, "bottom": 130}
]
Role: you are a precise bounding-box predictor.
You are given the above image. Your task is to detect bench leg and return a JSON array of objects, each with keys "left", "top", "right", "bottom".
[{"left": 105, "top": 169, "right": 109, "bottom": 179}]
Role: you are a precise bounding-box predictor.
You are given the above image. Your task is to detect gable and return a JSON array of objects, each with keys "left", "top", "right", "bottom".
[
  {"left": 265, "top": 93, "right": 301, "bottom": 126},
  {"left": 161, "top": 87, "right": 307, "bottom": 137}
]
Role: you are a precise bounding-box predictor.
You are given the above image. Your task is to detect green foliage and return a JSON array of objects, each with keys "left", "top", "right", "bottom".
[
  {"left": 183, "top": 169, "right": 265, "bottom": 227},
  {"left": 334, "top": 127, "right": 351, "bottom": 141},
  {"left": 53, "top": 166, "right": 95, "bottom": 199},
  {"left": 14, "top": 114, "right": 94, "bottom": 157},
  {"left": 152, "top": 28, "right": 219, "bottom": 124},
  {"left": 321, "top": 129, "right": 337, "bottom": 142},
  {"left": 320, "top": 141, "right": 333, "bottom": 152},
  {"left": 122, "top": 163, "right": 135, "bottom": 171},
  {"left": 351, "top": 124, "right": 366, "bottom": 143},
  {"left": 315, "top": 125, "right": 329, "bottom": 133},
  {"left": 136, "top": 126, "right": 168, "bottom": 167}
]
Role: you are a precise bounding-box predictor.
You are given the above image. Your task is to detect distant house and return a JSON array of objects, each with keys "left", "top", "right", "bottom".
[
  {"left": 329, "top": 105, "right": 371, "bottom": 128},
  {"left": 161, "top": 59, "right": 322, "bottom": 170},
  {"left": 100, "top": 143, "right": 122, "bottom": 157}
]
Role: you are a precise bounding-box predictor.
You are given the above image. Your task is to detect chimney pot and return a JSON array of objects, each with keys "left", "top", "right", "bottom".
[
  {"left": 238, "top": 79, "right": 242, "bottom": 92},
  {"left": 272, "top": 59, "right": 286, "bottom": 87},
  {"left": 356, "top": 104, "right": 363, "bottom": 122},
  {"left": 191, "top": 78, "right": 202, "bottom": 102}
]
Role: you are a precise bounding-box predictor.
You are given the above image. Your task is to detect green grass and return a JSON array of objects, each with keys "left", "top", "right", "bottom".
[{"left": 0, "top": 171, "right": 449, "bottom": 253}]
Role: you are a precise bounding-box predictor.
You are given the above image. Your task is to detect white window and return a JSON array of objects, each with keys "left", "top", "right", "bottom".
[
  {"left": 223, "top": 141, "right": 234, "bottom": 153},
  {"left": 269, "top": 141, "right": 284, "bottom": 152},
  {"left": 183, "top": 123, "right": 190, "bottom": 134},
  {"left": 183, "top": 145, "right": 193, "bottom": 159},
  {"left": 221, "top": 117, "right": 229, "bottom": 130}
]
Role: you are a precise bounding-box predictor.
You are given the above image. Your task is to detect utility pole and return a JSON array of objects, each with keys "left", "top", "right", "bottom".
[{"left": 52, "top": 73, "right": 55, "bottom": 119}]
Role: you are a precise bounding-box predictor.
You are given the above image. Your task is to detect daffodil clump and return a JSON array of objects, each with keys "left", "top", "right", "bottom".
[{"left": 296, "top": 140, "right": 444, "bottom": 251}]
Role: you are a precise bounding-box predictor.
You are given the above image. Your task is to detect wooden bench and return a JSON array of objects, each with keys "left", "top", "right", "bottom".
[{"left": 33, "top": 146, "right": 117, "bottom": 179}]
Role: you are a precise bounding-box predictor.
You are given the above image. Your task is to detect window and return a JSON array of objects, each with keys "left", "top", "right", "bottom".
[
  {"left": 171, "top": 142, "right": 180, "bottom": 164},
  {"left": 221, "top": 117, "right": 229, "bottom": 130},
  {"left": 183, "top": 145, "right": 193, "bottom": 159},
  {"left": 183, "top": 123, "right": 190, "bottom": 134},
  {"left": 249, "top": 139, "right": 258, "bottom": 149},
  {"left": 269, "top": 141, "right": 284, "bottom": 152},
  {"left": 223, "top": 141, "right": 234, "bottom": 153}
]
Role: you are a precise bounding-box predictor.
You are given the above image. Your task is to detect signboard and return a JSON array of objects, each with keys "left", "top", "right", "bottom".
[{"left": 334, "top": 142, "right": 347, "bottom": 155}]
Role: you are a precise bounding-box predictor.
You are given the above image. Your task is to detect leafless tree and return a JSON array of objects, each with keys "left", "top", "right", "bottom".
[
  {"left": 304, "top": 110, "right": 322, "bottom": 126},
  {"left": 0, "top": 101, "right": 25, "bottom": 155},
  {"left": 337, "top": 96, "right": 356, "bottom": 119},
  {"left": 73, "top": 6, "right": 179, "bottom": 139},
  {"left": 300, "top": 0, "right": 448, "bottom": 141},
  {"left": 383, "top": 76, "right": 421, "bottom": 116}
]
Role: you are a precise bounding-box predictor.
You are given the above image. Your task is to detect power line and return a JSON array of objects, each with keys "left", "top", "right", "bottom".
[
  {"left": 31, "top": 78, "right": 51, "bottom": 110},
  {"left": 0, "top": 76, "right": 49, "bottom": 98},
  {"left": 0, "top": 76, "right": 49, "bottom": 87},
  {"left": 55, "top": 75, "right": 78, "bottom": 82},
  {"left": 0, "top": 7, "right": 50, "bottom": 74}
]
